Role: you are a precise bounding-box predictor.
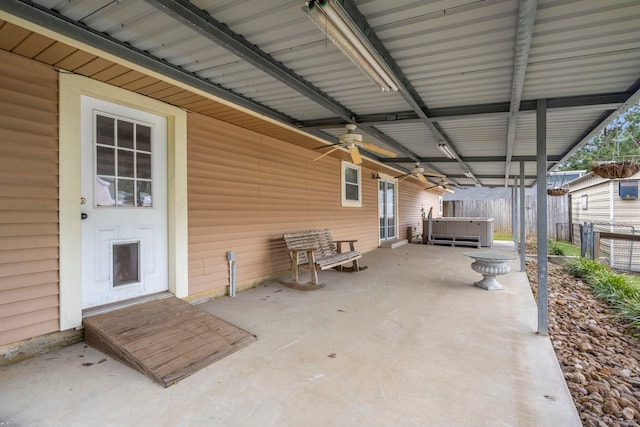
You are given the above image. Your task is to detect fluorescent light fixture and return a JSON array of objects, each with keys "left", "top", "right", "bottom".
[
  {"left": 303, "top": 0, "right": 399, "bottom": 92},
  {"left": 437, "top": 143, "right": 457, "bottom": 159}
]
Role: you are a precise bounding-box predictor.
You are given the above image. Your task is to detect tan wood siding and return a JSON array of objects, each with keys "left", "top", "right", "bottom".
[
  {"left": 187, "top": 113, "right": 408, "bottom": 296},
  {"left": 399, "top": 182, "right": 441, "bottom": 239},
  {"left": 0, "top": 50, "right": 59, "bottom": 346},
  {"left": 612, "top": 179, "right": 640, "bottom": 228},
  {"left": 571, "top": 183, "right": 612, "bottom": 225}
]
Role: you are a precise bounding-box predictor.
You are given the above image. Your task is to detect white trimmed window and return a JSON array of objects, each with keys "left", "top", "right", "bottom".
[{"left": 341, "top": 161, "right": 361, "bottom": 207}]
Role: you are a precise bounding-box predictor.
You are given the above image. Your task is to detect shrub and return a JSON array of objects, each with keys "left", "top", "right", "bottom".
[
  {"left": 564, "top": 257, "right": 640, "bottom": 338},
  {"left": 548, "top": 240, "right": 566, "bottom": 256}
]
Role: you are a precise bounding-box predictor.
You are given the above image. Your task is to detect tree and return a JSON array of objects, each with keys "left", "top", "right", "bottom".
[{"left": 560, "top": 103, "right": 640, "bottom": 171}]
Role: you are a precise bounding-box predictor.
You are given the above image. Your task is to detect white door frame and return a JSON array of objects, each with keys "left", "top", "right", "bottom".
[
  {"left": 58, "top": 73, "right": 188, "bottom": 330},
  {"left": 378, "top": 173, "right": 398, "bottom": 242}
]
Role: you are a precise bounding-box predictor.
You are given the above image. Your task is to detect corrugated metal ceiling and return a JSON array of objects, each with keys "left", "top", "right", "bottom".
[{"left": 1, "top": 0, "right": 639, "bottom": 188}]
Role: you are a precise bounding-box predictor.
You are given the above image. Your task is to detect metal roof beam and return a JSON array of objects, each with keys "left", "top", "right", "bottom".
[
  {"left": 1, "top": 0, "right": 296, "bottom": 125},
  {"left": 504, "top": 0, "right": 538, "bottom": 185},
  {"left": 336, "top": 0, "right": 469, "bottom": 179},
  {"left": 144, "top": 0, "right": 356, "bottom": 123},
  {"left": 380, "top": 155, "right": 563, "bottom": 163},
  {"left": 447, "top": 174, "right": 537, "bottom": 179},
  {"left": 298, "top": 92, "right": 629, "bottom": 129}
]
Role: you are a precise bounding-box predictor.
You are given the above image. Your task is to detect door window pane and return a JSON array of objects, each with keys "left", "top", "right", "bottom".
[
  {"left": 95, "top": 113, "right": 153, "bottom": 208},
  {"left": 117, "top": 121, "right": 134, "bottom": 149},
  {"left": 96, "top": 116, "right": 114, "bottom": 146},
  {"left": 96, "top": 146, "right": 115, "bottom": 176},
  {"left": 117, "top": 179, "right": 135, "bottom": 207},
  {"left": 137, "top": 153, "right": 151, "bottom": 179},
  {"left": 95, "top": 177, "right": 116, "bottom": 206},
  {"left": 137, "top": 181, "right": 152, "bottom": 207},
  {"left": 117, "top": 149, "right": 135, "bottom": 178},
  {"left": 136, "top": 125, "right": 151, "bottom": 152}
]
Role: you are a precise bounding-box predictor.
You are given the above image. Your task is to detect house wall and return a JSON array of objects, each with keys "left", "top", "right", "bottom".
[
  {"left": 0, "top": 51, "right": 440, "bottom": 346},
  {"left": 0, "top": 52, "right": 60, "bottom": 346},
  {"left": 570, "top": 182, "right": 612, "bottom": 225},
  {"left": 611, "top": 178, "right": 640, "bottom": 227},
  {"left": 186, "top": 113, "right": 439, "bottom": 297},
  {"left": 569, "top": 174, "right": 640, "bottom": 271},
  {"left": 398, "top": 183, "right": 440, "bottom": 239},
  {"left": 570, "top": 174, "right": 640, "bottom": 228}
]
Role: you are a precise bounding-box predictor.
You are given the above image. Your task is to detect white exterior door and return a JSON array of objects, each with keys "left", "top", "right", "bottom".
[
  {"left": 81, "top": 96, "right": 168, "bottom": 309},
  {"left": 379, "top": 180, "right": 397, "bottom": 240}
]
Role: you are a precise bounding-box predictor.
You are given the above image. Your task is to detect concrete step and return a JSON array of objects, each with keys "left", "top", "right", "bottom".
[{"left": 379, "top": 239, "right": 408, "bottom": 249}]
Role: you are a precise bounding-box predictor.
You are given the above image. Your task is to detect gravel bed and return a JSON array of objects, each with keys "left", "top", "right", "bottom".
[{"left": 526, "top": 261, "right": 640, "bottom": 427}]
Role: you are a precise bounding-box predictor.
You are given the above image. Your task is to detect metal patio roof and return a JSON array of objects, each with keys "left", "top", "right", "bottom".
[{"left": 2, "top": 0, "right": 639, "bottom": 188}]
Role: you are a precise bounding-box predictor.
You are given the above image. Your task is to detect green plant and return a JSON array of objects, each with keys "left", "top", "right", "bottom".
[
  {"left": 617, "top": 300, "right": 640, "bottom": 336},
  {"left": 564, "top": 258, "right": 640, "bottom": 337},
  {"left": 493, "top": 232, "right": 512, "bottom": 241},
  {"left": 548, "top": 240, "right": 566, "bottom": 256}
]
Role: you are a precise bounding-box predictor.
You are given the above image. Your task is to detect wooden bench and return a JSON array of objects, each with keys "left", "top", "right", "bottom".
[{"left": 281, "top": 229, "right": 366, "bottom": 290}]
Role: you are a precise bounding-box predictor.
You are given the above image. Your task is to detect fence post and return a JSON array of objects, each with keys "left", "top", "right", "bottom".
[
  {"left": 593, "top": 232, "right": 600, "bottom": 261},
  {"left": 590, "top": 224, "right": 596, "bottom": 260},
  {"left": 580, "top": 223, "right": 586, "bottom": 257}
]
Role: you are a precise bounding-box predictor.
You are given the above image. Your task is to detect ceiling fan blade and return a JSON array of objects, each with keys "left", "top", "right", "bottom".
[
  {"left": 417, "top": 173, "right": 428, "bottom": 183},
  {"left": 359, "top": 142, "right": 397, "bottom": 157},
  {"left": 394, "top": 172, "right": 410, "bottom": 179},
  {"left": 424, "top": 184, "right": 437, "bottom": 190},
  {"left": 313, "top": 146, "right": 341, "bottom": 162},
  {"left": 313, "top": 143, "right": 341, "bottom": 150},
  {"left": 350, "top": 146, "right": 362, "bottom": 165},
  {"left": 422, "top": 170, "right": 446, "bottom": 178}
]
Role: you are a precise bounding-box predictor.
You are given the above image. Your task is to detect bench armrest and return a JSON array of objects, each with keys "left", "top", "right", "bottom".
[
  {"left": 333, "top": 239, "right": 358, "bottom": 253},
  {"left": 289, "top": 247, "right": 320, "bottom": 253}
]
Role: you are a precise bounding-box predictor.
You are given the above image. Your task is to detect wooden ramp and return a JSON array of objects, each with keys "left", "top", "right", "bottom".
[{"left": 83, "top": 296, "right": 256, "bottom": 387}]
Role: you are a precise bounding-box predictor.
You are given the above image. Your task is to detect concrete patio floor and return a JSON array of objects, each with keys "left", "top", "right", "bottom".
[{"left": 0, "top": 242, "right": 581, "bottom": 426}]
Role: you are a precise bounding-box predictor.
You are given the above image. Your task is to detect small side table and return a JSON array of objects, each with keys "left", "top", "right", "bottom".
[{"left": 462, "top": 252, "right": 517, "bottom": 290}]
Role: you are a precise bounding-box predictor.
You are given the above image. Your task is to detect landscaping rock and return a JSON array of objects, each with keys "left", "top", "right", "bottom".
[{"left": 527, "top": 261, "right": 640, "bottom": 427}]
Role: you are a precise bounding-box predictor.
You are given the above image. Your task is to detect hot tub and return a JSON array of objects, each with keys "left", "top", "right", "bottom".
[{"left": 423, "top": 217, "right": 494, "bottom": 247}]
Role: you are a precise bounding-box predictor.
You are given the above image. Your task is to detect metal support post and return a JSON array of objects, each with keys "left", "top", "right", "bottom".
[
  {"left": 520, "top": 163, "right": 526, "bottom": 272},
  {"left": 536, "top": 99, "right": 548, "bottom": 335},
  {"left": 512, "top": 182, "right": 517, "bottom": 248}
]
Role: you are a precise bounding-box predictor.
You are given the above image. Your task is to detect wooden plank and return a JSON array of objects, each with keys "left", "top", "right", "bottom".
[
  {"left": 596, "top": 231, "right": 640, "bottom": 243},
  {"left": 83, "top": 297, "right": 256, "bottom": 387}
]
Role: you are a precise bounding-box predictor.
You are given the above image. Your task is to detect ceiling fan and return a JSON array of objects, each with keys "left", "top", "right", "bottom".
[
  {"left": 425, "top": 177, "right": 454, "bottom": 191},
  {"left": 395, "top": 162, "right": 445, "bottom": 184},
  {"left": 313, "top": 124, "right": 397, "bottom": 165}
]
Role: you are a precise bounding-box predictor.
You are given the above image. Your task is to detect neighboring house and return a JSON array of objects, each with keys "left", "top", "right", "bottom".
[
  {"left": 568, "top": 171, "right": 640, "bottom": 271},
  {"left": 0, "top": 46, "right": 441, "bottom": 351}
]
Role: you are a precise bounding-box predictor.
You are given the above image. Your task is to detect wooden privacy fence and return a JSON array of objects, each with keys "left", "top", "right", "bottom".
[{"left": 443, "top": 195, "right": 569, "bottom": 238}]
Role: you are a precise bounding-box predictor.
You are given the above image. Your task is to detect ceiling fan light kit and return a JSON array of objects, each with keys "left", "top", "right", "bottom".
[{"left": 303, "top": 0, "right": 399, "bottom": 92}]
